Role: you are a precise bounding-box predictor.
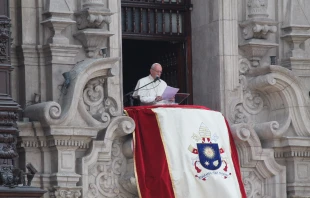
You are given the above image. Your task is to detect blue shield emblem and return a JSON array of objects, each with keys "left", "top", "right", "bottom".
[{"left": 197, "top": 143, "right": 222, "bottom": 170}]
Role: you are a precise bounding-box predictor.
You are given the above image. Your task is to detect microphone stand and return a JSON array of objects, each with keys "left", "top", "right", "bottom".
[{"left": 125, "top": 78, "right": 159, "bottom": 106}]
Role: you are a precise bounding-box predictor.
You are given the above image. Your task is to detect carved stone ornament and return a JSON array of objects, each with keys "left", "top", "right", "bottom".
[
  {"left": 79, "top": 116, "right": 137, "bottom": 198},
  {"left": 242, "top": 171, "right": 263, "bottom": 197},
  {"left": 234, "top": 64, "right": 310, "bottom": 141},
  {"left": 75, "top": 9, "right": 112, "bottom": 30},
  {"left": 0, "top": 111, "right": 19, "bottom": 163},
  {"left": 83, "top": 77, "right": 118, "bottom": 124},
  {"left": 247, "top": 0, "right": 268, "bottom": 18},
  {"left": 239, "top": 40, "right": 278, "bottom": 67},
  {"left": 24, "top": 57, "right": 120, "bottom": 133},
  {"left": 74, "top": 29, "right": 114, "bottom": 58},
  {"left": 0, "top": 165, "right": 27, "bottom": 188},
  {"left": 0, "top": 16, "right": 11, "bottom": 64},
  {"left": 233, "top": 104, "right": 249, "bottom": 124},
  {"left": 230, "top": 123, "right": 286, "bottom": 198},
  {"left": 239, "top": 0, "right": 278, "bottom": 67},
  {"left": 231, "top": 59, "right": 293, "bottom": 141},
  {"left": 240, "top": 19, "right": 277, "bottom": 40},
  {"left": 50, "top": 186, "right": 82, "bottom": 198}
]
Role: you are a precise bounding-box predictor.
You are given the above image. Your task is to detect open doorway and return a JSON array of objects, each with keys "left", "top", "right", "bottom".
[{"left": 122, "top": 39, "right": 187, "bottom": 106}]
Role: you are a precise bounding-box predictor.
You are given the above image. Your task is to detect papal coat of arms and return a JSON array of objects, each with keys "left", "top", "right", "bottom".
[{"left": 188, "top": 123, "right": 231, "bottom": 181}]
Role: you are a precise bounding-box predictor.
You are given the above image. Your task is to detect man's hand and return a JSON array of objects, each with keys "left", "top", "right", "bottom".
[{"left": 155, "top": 96, "right": 163, "bottom": 102}]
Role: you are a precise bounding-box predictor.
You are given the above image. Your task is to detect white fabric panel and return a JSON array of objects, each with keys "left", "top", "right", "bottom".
[{"left": 152, "top": 108, "right": 242, "bottom": 198}]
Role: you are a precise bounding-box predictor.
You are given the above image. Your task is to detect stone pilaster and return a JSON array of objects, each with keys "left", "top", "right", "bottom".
[
  {"left": 42, "top": 44, "right": 81, "bottom": 101},
  {"left": 274, "top": 138, "right": 310, "bottom": 198},
  {"left": 41, "top": 0, "right": 76, "bottom": 45},
  {"left": 281, "top": 0, "right": 310, "bottom": 76}
]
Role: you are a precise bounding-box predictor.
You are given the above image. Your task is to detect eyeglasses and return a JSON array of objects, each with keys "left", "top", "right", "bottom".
[{"left": 152, "top": 68, "right": 162, "bottom": 74}]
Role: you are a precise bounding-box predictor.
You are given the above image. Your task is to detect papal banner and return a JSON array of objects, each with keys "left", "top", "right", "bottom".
[{"left": 125, "top": 105, "right": 246, "bottom": 198}]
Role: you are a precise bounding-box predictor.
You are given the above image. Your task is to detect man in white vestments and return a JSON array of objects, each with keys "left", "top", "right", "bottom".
[{"left": 133, "top": 63, "right": 168, "bottom": 105}]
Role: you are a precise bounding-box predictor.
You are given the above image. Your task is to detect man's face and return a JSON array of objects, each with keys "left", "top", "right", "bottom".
[{"left": 150, "top": 64, "right": 163, "bottom": 79}]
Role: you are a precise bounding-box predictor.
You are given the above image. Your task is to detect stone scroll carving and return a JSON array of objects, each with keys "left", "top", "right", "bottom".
[
  {"left": 83, "top": 77, "right": 118, "bottom": 127},
  {"left": 24, "top": 58, "right": 120, "bottom": 132},
  {"left": 230, "top": 59, "right": 296, "bottom": 142},
  {"left": 232, "top": 59, "right": 310, "bottom": 142},
  {"left": 230, "top": 123, "right": 286, "bottom": 198},
  {"left": 78, "top": 116, "right": 137, "bottom": 198},
  {"left": 21, "top": 56, "right": 125, "bottom": 197},
  {"left": 50, "top": 187, "right": 82, "bottom": 198}
]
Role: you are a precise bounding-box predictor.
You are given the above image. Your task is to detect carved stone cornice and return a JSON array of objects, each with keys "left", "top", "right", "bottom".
[{"left": 18, "top": 137, "right": 92, "bottom": 149}]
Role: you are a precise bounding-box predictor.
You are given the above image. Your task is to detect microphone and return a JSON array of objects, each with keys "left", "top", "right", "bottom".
[{"left": 154, "top": 75, "right": 161, "bottom": 82}]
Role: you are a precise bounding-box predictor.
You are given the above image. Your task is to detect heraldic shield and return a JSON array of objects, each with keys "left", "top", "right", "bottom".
[{"left": 197, "top": 143, "right": 222, "bottom": 170}]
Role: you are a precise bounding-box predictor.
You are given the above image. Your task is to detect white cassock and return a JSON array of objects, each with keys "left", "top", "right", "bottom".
[{"left": 132, "top": 75, "right": 167, "bottom": 105}]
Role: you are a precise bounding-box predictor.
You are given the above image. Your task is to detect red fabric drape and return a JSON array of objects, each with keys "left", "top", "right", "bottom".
[
  {"left": 125, "top": 105, "right": 246, "bottom": 198},
  {"left": 125, "top": 107, "right": 175, "bottom": 198},
  {"left": 225, "top": 119, "right": 247, "bottom": 198}
]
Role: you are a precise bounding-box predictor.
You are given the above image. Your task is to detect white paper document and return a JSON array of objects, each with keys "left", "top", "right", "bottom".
[{"left": 161, "top": 86, "right": 179, "bottom": 100}]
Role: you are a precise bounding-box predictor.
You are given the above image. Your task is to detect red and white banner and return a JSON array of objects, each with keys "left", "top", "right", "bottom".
[{"left": 125, "top": 105, "right": 246, "bottom": 198}]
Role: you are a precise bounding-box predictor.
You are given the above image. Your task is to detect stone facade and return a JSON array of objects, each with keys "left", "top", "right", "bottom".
[
  {"left": 8, "top": 0, "right": 310, "bottom": 197},
  {"left": 11, "top": 0, "right": 136, "bottom": 197},
  {"left": 192, "top": 0, "right": 310, "bottom": 197}
]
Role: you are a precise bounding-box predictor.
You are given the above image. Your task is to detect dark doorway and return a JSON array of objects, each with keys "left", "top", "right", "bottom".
[
  {"left": 121, "top": 0, "right": 193, "bottom": 106},
  {"left": 122, "top": 39, "right": 187, "bottom": 103}
]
